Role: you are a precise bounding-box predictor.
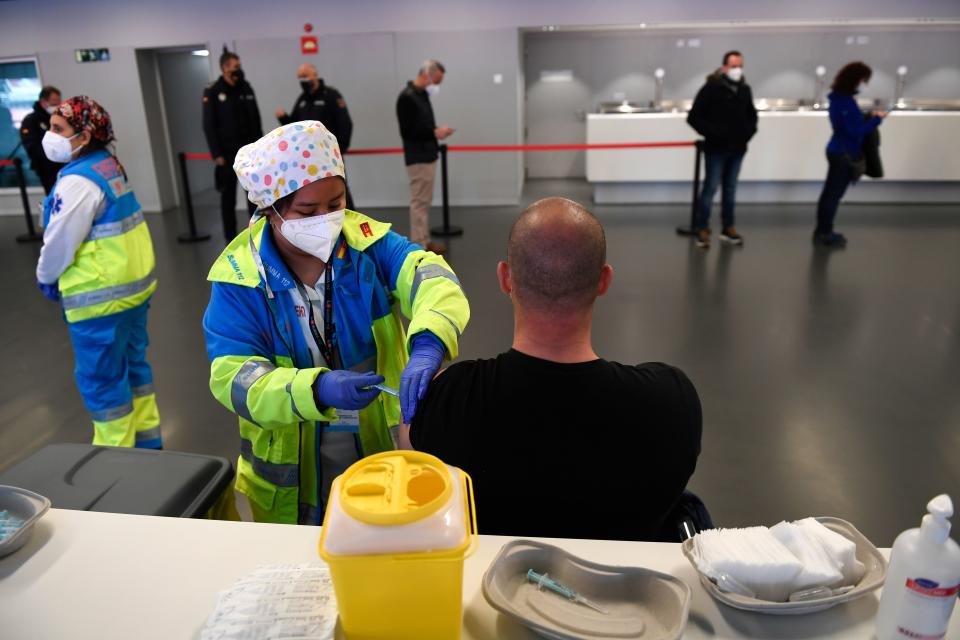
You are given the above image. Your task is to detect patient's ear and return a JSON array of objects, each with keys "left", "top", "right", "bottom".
[
  {"left": 597, "top": 264, "right": 613, "bottom": 297},
  {"left": 497, "top": 261, "right": 513, "bottom": 295}
]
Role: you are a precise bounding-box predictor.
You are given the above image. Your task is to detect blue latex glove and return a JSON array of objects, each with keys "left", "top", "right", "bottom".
[
  {"left": 400, "top": 332, "right": 446, "bottom": 424},
  {"left": 314, "top": 370, "right": 385, "bottom": 411},
  {"left": 37, "top": 281, "right": 60, "bottom": 302}
]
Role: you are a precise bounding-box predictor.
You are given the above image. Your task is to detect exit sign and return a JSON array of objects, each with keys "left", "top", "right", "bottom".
[{"left": 75, "top": 48, "right": 110, "bottom": 63}]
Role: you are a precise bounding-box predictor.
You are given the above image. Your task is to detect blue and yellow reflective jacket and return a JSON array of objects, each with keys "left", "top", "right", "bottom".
[
  {"left": 203, "top": 211, "right": 469, "bottom": 524},
  {"left": 43, "top": 149, "right": 157, "bottom": 323}
]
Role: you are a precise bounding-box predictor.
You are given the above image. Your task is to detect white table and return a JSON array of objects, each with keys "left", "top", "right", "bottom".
[{"left": 1, "top": 509, "right": 959, "bottom": 639}]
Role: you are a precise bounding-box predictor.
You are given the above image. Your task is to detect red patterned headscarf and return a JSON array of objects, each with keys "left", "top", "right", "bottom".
[{"left": 55, "top": 95, "right": 115, "bottom": 144}]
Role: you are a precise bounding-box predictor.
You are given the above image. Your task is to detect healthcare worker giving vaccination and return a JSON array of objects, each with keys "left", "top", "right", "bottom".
[
  {"left": 35, "top": 96, "right": 161, "bottom": 449},
  {"left": 203, "top": 120, "right": 469, "bottom": 525}
]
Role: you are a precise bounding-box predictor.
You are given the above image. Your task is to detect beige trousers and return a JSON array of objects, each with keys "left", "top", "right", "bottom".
[{"left": 406, "top": 161, "right": 437, "bottom": 246}]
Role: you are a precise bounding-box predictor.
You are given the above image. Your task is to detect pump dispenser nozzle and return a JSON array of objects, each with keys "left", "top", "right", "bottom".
[{"left": 922, "top": 494, "right": 953, "bottom": 544}]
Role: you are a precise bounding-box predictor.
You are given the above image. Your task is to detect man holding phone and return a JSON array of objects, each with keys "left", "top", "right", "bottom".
[{"left": 396, "top": 59, "right": 453, "bottom": 254}]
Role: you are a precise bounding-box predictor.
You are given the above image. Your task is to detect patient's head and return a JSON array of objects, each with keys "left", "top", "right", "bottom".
[{"left": 500, "top": 197, "right": 611, "bottom": 316}]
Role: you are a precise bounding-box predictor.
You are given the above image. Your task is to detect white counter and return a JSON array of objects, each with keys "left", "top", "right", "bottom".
[
  {"left": 586, "top": 111, "right": 960, "bottom": 204},
  {"left": 2, "top": 509, "right": 960, "bottom": 639}
]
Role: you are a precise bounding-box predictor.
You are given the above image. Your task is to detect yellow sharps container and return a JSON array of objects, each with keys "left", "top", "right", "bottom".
[{"left": 318, "top": 450, "right": 477, "bottom": 639}]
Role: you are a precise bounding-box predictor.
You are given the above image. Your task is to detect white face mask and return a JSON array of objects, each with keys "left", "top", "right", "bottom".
[
  {"left": 42, "top": 130, "right": 82, "bottom": 163},
  {"left": 273, "top": 207, "right": 345, "bottom": 261},
  {"left": 725, "top": 67, "right": 744, "bottom": 83},
  {"left": 425, "top": 83, "right": 440, "bottom": 97},
  {"left": 45, "top": 105, "right": 58, "bottom": 115},
  {"left": 857, "top": 82, "right": 867, "bottom": 94}
]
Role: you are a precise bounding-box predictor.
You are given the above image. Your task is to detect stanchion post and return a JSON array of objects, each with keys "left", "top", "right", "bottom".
[
  {"left": 431, "top": 144, "right": 463, "bottom": 238},
  {"left": 177, "top": 152, "right": 210, "bottom": 243},
  {"left": 13, "top": 158, "right": 41, "bottom": 243},
  {"left": 676, "top": 140, "right": 703, "bottom": 237}
]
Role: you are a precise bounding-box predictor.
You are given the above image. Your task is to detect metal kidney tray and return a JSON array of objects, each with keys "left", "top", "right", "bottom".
[
  {"left": 482, "top": 539, "right": 690, "bottom": 640},
  {"left": 0, "top": 485, "right": 50, "bottom": 558}
]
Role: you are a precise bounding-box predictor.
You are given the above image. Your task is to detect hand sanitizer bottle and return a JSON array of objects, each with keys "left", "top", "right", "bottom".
[{"left": 876, "top": 494, "right": 960, "bottom": 639}]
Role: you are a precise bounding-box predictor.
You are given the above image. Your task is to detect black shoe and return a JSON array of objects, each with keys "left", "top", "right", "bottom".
[
  {"left": 812, "top": 231, "right": 847, "bottom": 248},
  {"left": 720, "top": 227, "right": 744, "bottom": 245}
]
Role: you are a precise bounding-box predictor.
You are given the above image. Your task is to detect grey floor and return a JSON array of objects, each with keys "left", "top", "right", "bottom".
[{"left": 2, "top": 179, "right": 958, "bottom": 546}]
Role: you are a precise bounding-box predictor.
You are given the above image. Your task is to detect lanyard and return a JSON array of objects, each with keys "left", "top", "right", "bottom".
[{"left": 298, "top": 262, "right": 340, "bottom": 369}]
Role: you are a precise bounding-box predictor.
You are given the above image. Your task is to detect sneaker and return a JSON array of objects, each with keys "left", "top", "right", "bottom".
[
  {"left": 426, "top": 241, "right": 448, "bottom": 255},
  {"left": 695, "top": 229, "right": 711, "bottom": 249},
  {"left": 720, "top": 227, "right": 744, "bottom": 245},
  {"left": 812, "top": 232, "right": 847, "bottom": 248}
]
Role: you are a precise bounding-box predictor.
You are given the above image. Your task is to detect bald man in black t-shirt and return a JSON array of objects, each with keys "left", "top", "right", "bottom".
[{"left": 406, "top": 197, "right": 703, "bottom": 542}]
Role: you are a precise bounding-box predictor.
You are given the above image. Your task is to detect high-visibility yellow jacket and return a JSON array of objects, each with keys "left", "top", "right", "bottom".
[
  {"left": 42, "top": 149, "right": 156, "bottom": 323},
  {"left": 203, "top": 212, "right": 469, "bottom": 524}
]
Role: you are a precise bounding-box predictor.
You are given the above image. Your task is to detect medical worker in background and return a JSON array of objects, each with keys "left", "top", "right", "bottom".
[{"left": 35, "top": 96, "right": 161, "bottom": 449}]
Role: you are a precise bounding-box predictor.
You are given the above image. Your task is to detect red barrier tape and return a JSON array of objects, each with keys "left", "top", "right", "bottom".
[
  {"left": 0, "top": 160, "right": 13, "bottom": 166},
  {"left": 344, "top": 148, "right": 404, "bottom": 155},
  {"left": 448, "top": 141, "right": 696, "bottom": 152},
  {"left": 181, "top": 140, "right": 696, "bottom": 160}
]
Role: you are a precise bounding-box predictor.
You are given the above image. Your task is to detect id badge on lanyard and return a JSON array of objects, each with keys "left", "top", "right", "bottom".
[
  {"left": 327, "top": 408, "right": 360, "bottom": 433},
  {"left": 296, "top": 264, "right": 339, "bottom": 370},
  {"left": 294, "top": 269, "right": 357, "bottom": 433}
]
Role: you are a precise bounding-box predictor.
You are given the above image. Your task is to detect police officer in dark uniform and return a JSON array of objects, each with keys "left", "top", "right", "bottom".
[
  {"left": 202, "top": 50, "right": 263, "bottom": 242},
  {"left": 19, "top": 85, "right": 64, "bottom": 194},
  {"left": 275, "top": 63, "right": 355, "bottom": 209}
]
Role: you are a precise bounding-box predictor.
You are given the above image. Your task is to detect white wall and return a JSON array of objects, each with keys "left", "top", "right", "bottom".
[
  {"left": 1, "top": 0, "right": 957, "bottom": 215},
  {"left": 1, "top": 23, "right": 523, "bottom": 214},
  {"left": 136, "top": 50, "right": 178, "bottom": 211},
  {"left": 1, "top": 0, "right": 959, "bottom": 51},
  {"left": 230, "top": 27, "right": 522, "bottom": 209},
  {"left": 526, "top": 24, "right": 960, "bottom": 178},
  {"left": 36, "top": 47, "right": 162, "bottom": 209}
]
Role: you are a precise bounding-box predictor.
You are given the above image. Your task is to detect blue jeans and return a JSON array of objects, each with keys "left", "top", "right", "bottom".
[
  {"left": 815, "top": 151, "right": 854, "bottom": 235},
  {"left": 695, "top": 151, "right": 745, "bottom": 231}
]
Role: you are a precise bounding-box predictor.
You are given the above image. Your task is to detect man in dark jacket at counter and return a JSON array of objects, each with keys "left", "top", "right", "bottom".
[
  {"left": 19, "top": 85, "right": 63, "bottom": 194},
  {"left": 687, "top": 50, "right": 758, "bottom": 249},
  {"left": 202, "top": 50, "right": 262, "bottom": 242},
  {"left": 276, "top": 63, "right": 355, "bottom": 209},
  {"left": 396, "top": 59, "right": 454, "bottom": 255}
]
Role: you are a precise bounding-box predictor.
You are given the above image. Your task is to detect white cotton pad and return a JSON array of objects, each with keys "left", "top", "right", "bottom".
[
  {"left": 696, "top": 527, "right": 804, "bottom": 602},
  {"left": 795, "top": 517, "right": 866, "bottom": 586},
  {"left": 770, "top": 521, "right": 844, "bottom": 591}
]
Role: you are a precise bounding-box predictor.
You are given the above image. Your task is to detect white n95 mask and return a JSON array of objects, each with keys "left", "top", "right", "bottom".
[
  {"left": 726, "top": 67, "right": 744, "bottom": 83},
  {"left": 274, "top": 207, "right": 345, "bottom": 261},
  {"left": 426, "top": 83, "right": 440, "bottom": 97},
  {"left": 42, "top": 130, "right": 82, "bottom": 163}
]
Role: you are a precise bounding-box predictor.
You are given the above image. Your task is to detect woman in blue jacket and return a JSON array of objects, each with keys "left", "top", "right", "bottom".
[{"left": 814, "top": 61, "right": 888, "bottom": 247}]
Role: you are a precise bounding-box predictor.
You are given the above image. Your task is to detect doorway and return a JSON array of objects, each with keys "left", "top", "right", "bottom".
[{"left": 136, "top": 45, "right": 213, "bottom": 212}]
